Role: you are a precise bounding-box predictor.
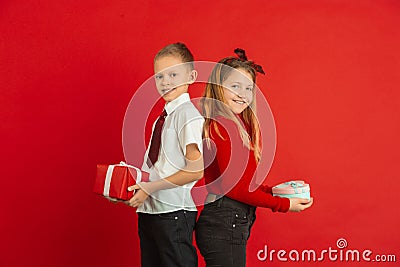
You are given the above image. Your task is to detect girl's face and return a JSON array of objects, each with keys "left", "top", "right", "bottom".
[{"left": 222, "top": 68, "right": 254, "bottom": 114}]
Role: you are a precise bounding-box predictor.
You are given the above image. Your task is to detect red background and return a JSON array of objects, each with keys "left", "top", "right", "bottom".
[{"left": 1, "top": 0, "right": 399, "bottom": 266}]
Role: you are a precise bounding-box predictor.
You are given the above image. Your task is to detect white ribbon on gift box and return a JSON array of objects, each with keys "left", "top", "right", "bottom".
[{"left": 103, "top": 161, "right": 142, "bottom": 197}]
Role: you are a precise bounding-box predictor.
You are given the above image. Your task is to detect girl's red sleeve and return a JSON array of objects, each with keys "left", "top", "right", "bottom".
[{"left": 210, "top": 118, "right": 290, "bottom": 213}]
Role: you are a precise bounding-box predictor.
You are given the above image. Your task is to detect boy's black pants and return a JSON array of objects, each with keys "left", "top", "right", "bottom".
[{"left": 138, "top": 210, "right": 197, "bottom": 267}]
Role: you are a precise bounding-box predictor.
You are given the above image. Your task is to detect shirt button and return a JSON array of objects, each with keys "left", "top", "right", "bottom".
[
  {"left": 175, "top": 217, "right": 178, "bottom": 220},
  {"left": 233, "top": 224, "right": 236, "bottom": 228},
  {"left": 235, "top": 214, "right": 238, "bottom": 218}
]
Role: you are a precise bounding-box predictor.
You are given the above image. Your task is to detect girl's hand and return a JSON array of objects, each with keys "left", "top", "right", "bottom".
[
  {"left": 125, "top": 183, "right": 150, "bottom": 208},
  {"left": 289, "top": 197, "right": 314, "bottom": 212}
]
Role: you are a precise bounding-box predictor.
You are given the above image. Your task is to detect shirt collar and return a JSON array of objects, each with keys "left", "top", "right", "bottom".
[{"left": 164, "top": 93, "right": 190, "bottom": 115}]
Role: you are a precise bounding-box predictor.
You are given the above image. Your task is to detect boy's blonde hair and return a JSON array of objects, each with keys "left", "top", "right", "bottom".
[
  {"left": 201, "top": 58, "right": 261, "bottom": 162},
  {"left": 154, "top": 42, "right": 194, "bottom": 70}
]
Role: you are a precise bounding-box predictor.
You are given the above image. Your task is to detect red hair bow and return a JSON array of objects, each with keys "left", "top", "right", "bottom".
[{"left": 234, "top": 48, "right": 265, "bottom": 75}]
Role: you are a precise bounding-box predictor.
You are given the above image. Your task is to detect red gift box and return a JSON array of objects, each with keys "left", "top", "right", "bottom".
[{"left": 93, "top": 161, "right": 142, "bottom": 201}]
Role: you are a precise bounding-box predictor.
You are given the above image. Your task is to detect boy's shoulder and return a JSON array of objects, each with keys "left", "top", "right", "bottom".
[
  {"left": 169, "top": 101, "right": 204, "bottom": 133},
  {"left": 173, "top": 101, "right": 204, "bottom": 121}
]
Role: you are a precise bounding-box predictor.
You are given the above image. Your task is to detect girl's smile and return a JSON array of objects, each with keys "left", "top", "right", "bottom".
[{"left": 222, "top": 67, "right": 254, "bottom": 114}]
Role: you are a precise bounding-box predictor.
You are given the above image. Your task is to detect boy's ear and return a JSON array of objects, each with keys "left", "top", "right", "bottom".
[{"left": 187, "top": 70, "right": 198, "bottom": 85}]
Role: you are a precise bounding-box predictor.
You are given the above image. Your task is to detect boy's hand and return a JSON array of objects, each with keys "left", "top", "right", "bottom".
[
  {"left": 289, "top": 197, "right": 314, "bottom": 212},
  {"left": 125, "top": 183, "right": 150, "bottom": 208},
  {"left": 105, "top": 196, "right": 119, "bottom": 204}
]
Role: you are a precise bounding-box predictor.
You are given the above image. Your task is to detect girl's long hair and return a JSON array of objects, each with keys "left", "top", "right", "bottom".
[{"left": 201, "top": 57, "right": 261, "bottom": 162}]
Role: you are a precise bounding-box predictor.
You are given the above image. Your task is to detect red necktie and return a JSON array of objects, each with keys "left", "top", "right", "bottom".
[{"left": 147, "top": 109, "right": 167, "bottom": 168}]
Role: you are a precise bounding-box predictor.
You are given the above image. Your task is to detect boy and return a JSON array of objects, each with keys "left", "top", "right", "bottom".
[{"left": 126, "top": 43, "right": 204, "bottom": 267}]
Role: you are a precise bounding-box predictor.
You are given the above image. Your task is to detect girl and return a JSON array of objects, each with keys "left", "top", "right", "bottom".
[{"left": 195, "top": 49, "right": 313, "bottom": 267}]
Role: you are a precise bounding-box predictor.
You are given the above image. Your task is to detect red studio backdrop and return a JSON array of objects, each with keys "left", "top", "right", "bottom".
[{"left": 1, "top": 1, "right": 399, "bottom": 266}]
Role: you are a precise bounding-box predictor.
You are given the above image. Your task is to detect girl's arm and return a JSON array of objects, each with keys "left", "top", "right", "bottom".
[{"left": 211, "top": 117, "right": 291, "bottom": 212}]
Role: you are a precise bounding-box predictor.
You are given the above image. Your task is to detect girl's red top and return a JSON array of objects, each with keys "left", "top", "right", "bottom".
[{"left": 203, "top": 116, "right": 290, "bottom": 212}]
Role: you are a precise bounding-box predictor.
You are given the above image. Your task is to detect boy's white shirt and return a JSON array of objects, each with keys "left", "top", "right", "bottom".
[{"left": 137, "top": 93, "right": 204, "bottom": 214}]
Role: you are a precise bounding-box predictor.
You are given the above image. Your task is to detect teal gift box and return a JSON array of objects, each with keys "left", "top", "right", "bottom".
[{"left": 272, "top": 180, "right": 311, "bottom": 200}]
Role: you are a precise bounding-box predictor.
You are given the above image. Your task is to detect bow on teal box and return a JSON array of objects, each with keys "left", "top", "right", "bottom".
[{"left": 272, "top": 180, "right": 311, "bottom": 200}]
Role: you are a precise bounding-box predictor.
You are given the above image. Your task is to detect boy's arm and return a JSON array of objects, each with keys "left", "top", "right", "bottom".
[
  {"left": 145, "top": 143, "right": 203, "bottom": 191},
  {"left": 126, "top": 143, "right": 203, "bottom": 207}
]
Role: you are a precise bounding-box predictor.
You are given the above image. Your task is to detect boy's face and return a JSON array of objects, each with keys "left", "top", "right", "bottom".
[{"left": 154, "top": 56, "right": 196, "bottom": 102}]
